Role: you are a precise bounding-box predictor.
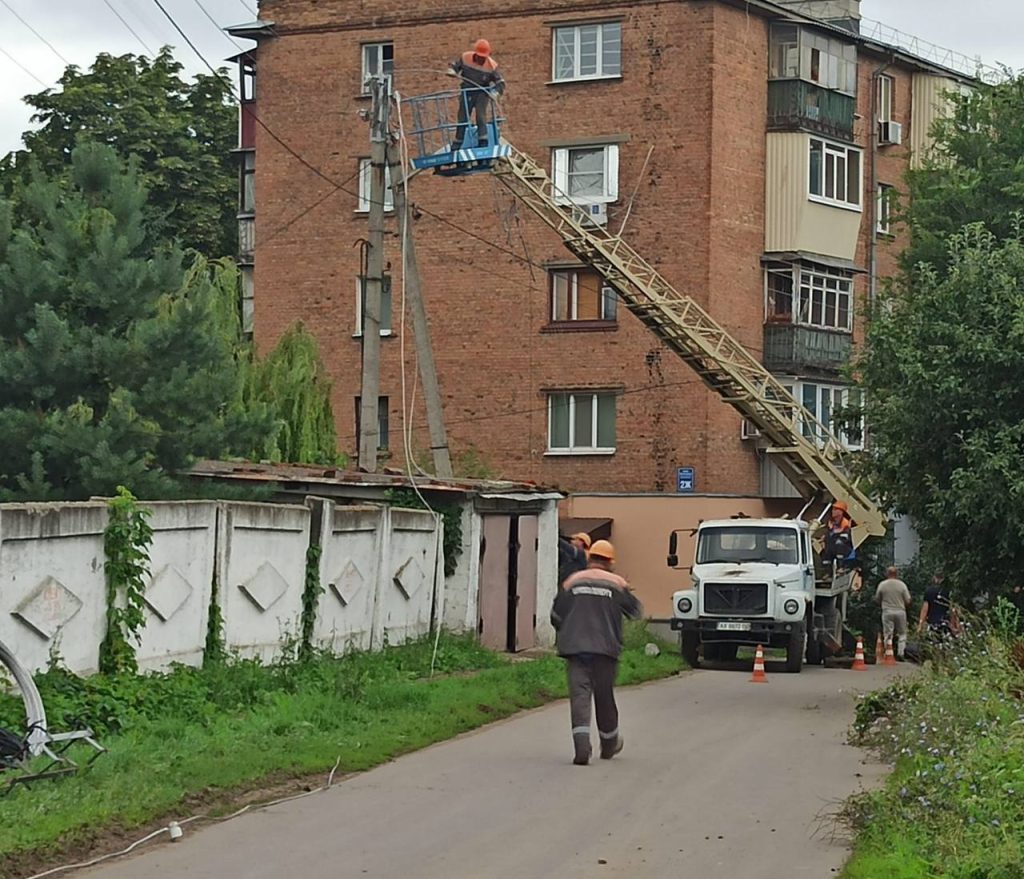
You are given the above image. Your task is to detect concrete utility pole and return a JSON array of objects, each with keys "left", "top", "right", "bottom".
[
  {"left": 358, "top": 75, "right": 389, "bottom": 472},
  {"left": 387, "top": 156, "right": 454, "bottom": 479}
]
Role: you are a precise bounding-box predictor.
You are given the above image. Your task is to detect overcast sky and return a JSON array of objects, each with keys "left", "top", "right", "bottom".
[{"left": 0, "top": 0, "right": 1021, "bottom": 156}]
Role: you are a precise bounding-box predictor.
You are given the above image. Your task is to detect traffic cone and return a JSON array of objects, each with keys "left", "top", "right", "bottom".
[
  {"left": 875, "top": 632, "right": 884, "bottom": 664},
  {"left": 883, "top": 638, "right": 897, "bottom": 666},
  {"left": 750, "top": 644, "right": 768, "bottom": 683},
  {"left": 852, "top": 636, "right": 867, "bottom": 671}
]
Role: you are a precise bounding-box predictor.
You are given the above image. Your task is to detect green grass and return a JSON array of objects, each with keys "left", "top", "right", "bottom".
[
  {"left": 0, "top": 625, "right": 682, "bottom": 872},
  {"left": 842, "top": 608, "right": 1024, "bottom": 879}
]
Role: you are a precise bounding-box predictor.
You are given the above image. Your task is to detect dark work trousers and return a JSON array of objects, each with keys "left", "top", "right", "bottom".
[
  {"left": 567, "top": 654, "right": 620, "bottom": 760},
  {"left": 453, "top": 89, "right": 491, "bottom": 149}
]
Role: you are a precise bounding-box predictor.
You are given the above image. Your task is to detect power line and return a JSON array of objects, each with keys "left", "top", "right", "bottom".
[
  {"left": 0, "top": 42, "right": 47, "bottom": 88},
  {"left": 149, "top": 0, "right": 229, "bottom": 83},
  {"left": 101, "top": 0, "right": 154, "bottom": 55},
  {"left": 234, "top": 0, "right": 257, "bottom": 16},
  {"left": 0, "top": 0, "right": 70, "bottom": 65},
  {"left": 190, "top": 0, "right": 244, "bottom": 50}
]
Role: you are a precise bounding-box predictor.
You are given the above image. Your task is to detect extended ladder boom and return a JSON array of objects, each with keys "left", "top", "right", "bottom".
[{"left": 491, "top": 144, "right": 886, "bottom": 546}]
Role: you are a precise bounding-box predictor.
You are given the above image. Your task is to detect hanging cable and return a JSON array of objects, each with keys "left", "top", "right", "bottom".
[
  {"left": 0, "top": 0, "right": 70, "bottom": 65},
  {"left": 190, "top": 0, "right": 244, "bottom": 50},
  {"left": 101, "top": 0, "right": 154, "bottom": 55},
  {"left": 0, "top": 41, "right": 47, "bottom": 87}
]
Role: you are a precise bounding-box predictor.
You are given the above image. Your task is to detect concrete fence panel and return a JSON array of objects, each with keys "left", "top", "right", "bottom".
[
  {"left": 315, "top": 503, "right": 383, "bottom": 653},
  {"left": 216, "top": 502, "right": 310, "bottom": 661},
  {"left": 0, "top": 503, "right": 109, "bottom": 675},
  {"left": 136, "top": 502, "right": 218, "bottom": 671},
  {"left": 376, "top": 507, "right": 441, "bottom": 648}
]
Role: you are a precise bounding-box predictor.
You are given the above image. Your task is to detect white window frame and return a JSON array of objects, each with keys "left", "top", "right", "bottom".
[
  {"left": 546, "top": 392, "right": 617, "bottom": 455},
  {"left": 877, "top": 183, "right": 895, "bottom": 235},
  {"left": 361, "top": 42, "right": 394, "bottom": 92},
  {"left": 797, "top": 268, "right": 853, "bottom": 331},
  {"left": 357, "top": 159, "right": 394, "bottom": 212},
  {"left": 808, "top": 137, "right": 862, "bottom": 211},
  {"left": 552, "top": 145, "right": 619, "bottom": 205},
  {"left": 551, "top": 21, "right": 622, "bottom": 82},
  {"left": 550, "top": 269, "right": 617, "bottom": 322},
  {"left": 240, "top": 264, "right": 254, "bottom": 336},
  {"left": 877, "top": 74, "right": 894, "bottom": 124},
  {"left": 239, "top": 151, "right": 255, "bottom": 214},
  {"left": 779, "top": 379, "right": 864, "bottom": 451},
  {"left": 354, "top": 275, "right": 393, "bottom": 337}
]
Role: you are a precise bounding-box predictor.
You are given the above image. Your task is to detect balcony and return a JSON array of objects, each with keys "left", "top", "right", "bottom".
[
  {"left": 767, "top": 80, "right": 855, "bottom": 142},
  {"left": 763, "top": 323, "right": 851, "bottom": 375}
]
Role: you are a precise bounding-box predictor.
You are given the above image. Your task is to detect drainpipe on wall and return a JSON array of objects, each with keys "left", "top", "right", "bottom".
[{"left": 868, "top": 55, "right": 896, "bottom": 313}]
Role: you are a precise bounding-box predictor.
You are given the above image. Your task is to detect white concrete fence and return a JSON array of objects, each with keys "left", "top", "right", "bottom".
[{"left": 0, "top": 499, "right": 445, "bottom": 675}]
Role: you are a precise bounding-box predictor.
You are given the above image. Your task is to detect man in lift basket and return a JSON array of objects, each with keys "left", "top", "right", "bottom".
[{"left": 447, "top": 39, "right": 506, "bottom": 150}]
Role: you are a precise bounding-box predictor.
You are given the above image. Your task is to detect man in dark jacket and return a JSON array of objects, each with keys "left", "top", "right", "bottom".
[
  {"left": 557, "top": 532, "right": 590, "bottom": 586},
  {"left": 447, "top": 39, "right": 505, "bottom": 150},
  {"left": 551, "top": 540, "right": 642, "bottom": 765}
]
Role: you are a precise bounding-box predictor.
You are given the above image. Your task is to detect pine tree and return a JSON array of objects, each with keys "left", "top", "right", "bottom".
[{"left": 0, "top": 143, "right": 272, "bottom": 500}]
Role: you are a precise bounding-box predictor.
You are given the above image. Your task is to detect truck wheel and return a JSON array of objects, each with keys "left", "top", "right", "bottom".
[
  {"left": 786, "top": 632, "right": 804, "bottom": 673},
  {"left": 681, "top": 632, "right": 700, "bottom": 668},
  {"left": 806, "top": 631, "right": 822, "bottom": 666}
]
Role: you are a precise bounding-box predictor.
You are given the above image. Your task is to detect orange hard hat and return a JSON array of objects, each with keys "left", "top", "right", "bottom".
[
  {"left": 589, "top": 539, "right": 616, "bottom": 562},
  {"left": 571, "top": 532, "right": 592, "bottom": 550},
  {"left": 832, "top": 500, "right": 849, "bottom": 513},
  {"left": 474, "top": 39, "right": 492, "bottom": 57}
]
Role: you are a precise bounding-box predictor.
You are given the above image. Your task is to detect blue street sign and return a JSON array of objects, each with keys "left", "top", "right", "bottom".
[{"left": 677, "top": 467, "right": 695, "bottom": 493}]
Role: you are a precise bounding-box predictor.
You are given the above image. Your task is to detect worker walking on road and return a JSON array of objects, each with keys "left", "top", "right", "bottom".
[
  {"left": 551, "top": 540, "right": 642, "bottom": 766},
  {"left": 447, "top": 39, "right": 505, "bottom": 150},
  {"left": 557, "top": 532, "right": 590, "bottom": 586},
  {"left": 875, "top": 566, "right": 912, "bottom": 661}
]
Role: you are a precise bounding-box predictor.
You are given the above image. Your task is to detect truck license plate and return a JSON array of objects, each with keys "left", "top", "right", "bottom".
[{"left": 716, "top": 622, "right": 752, "bottom": 631}]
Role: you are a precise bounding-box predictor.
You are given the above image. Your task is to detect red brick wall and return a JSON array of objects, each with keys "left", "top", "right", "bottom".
[{"left": 250, "top": 0, "right": 915, "bottom": 494}]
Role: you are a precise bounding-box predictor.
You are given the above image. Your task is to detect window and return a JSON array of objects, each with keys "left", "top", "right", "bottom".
[
  {"left": 809, "top": 138, "right": 861, "bottom": 209},
  {"left": 547, "top": 392, "right": 616, "bottom": 454},
  {"left": 361, "top": 42, "right": 393, "bottom": 91},
  {"left": 240, "top": 265, "right": 254, "bottom": 335},
  {"left": 697, "top": 527, "right": 800, "bottom": 565},
  {"left": 552, "top": 145, "right": 619, "bottom": 204},
  {"left": 877, "top": 74, "right": 894, "bottom": 124},
  {"left": 357, "top": 159, "right": 394, "bottom": 212},
  {"left": 779, "top": 379, "right": 864, "bottom": 450},
  {"left": 550, "top": 268, "right": 617, "bottom": 322},
  {"left": 354, "top": 396, "right": 390, "bottom": 451},
  {"left": 770, "top": 26, "right": 857, "bottom": 95},
  {"left": 552, "top": 21, "right": 621, "bottom": 81},
  {"left": 355, "top": 275, "right": 393, "bottom": 336},
  {"left": 766, "top": 264, "right": 853, "bottom": 332},
  {"left": 877, "top": 184, "right": 895, "bottom": 235},
  {"left": 240, "top": 57, "right": 255, "bottom": 102},
  {"left": 239, "top": 152, "right": 255, "bottom": 214}
]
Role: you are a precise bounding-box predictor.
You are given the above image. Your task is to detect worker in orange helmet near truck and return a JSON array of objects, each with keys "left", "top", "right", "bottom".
[
  {"left": 447, "top": 39, "right": 505, "bottom": 150},
  {"left": 822, "top": 499, "right": 857, "bottom": 571},
  {"left": 550, "top": 540, "right": 642, "bottom": 766}
]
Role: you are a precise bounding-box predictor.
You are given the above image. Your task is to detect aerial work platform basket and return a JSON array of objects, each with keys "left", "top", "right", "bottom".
[{"left": 405, "top": 88, "right": 511, "bottom": 176}]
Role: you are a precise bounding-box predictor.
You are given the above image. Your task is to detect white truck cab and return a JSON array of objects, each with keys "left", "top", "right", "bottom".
[{"left": 668, "top": 518, "right": 827, "bottom": 672}]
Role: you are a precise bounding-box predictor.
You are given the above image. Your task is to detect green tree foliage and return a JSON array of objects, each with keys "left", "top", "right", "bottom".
[
  {"left": 245, "top": 323, "right": 340, "bottom": 466},
  {"left": 0, "top": 143, "right": 271, "bottom": 500},
  {"left": 902, "top": 75, "right": 1024, "bottom": 274},
  {"left": 858, "top": 224, "right": 1024, "bottom": 598},
  {"left": 0, "top": 49, "right": 236, "bottom": 258}
]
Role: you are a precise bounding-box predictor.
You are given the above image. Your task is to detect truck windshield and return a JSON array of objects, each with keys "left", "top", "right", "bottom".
[{"left": 696, "top": 527, "right": 800, "bottom": 565}]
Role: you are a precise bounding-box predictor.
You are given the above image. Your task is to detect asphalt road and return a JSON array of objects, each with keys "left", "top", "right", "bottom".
[{"left": 81, "top": 661, "right": 905, "bottom": 879}]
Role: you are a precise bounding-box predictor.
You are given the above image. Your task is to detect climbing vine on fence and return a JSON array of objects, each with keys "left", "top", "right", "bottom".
[
  {"left": 300, "top": 543, "right": 324, "bottom": 660},
  {"left": 99, "top": 487, "right": 154, "bottom": 675},
  {"left": 386, "top": 489, "right": 463, "bottom": 577}
]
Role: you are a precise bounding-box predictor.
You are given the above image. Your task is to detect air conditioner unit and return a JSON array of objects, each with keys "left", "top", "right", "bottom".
[
  {"left": 741, "top": 419, "right": 762, "bottom": 440},
  {"left": 573, "top": 202, "right": 608, "bottom": 227},
  {"left": 878, "top": 120, "right": 903, "bottom": 146}
]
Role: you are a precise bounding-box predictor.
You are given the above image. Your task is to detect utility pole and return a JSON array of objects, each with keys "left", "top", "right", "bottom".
[
  {"left": 358, "top": 75, "right": 389, "bottom": 472},
  {"left": 387, "top": 156, "right": 454, "bottom": 479}
]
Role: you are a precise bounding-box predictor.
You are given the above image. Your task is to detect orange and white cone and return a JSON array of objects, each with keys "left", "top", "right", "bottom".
[
  {"left": 852, "top": 636, "right": 868, "bottom": 671},
  {"left": 875, "top": 632, "right": 884, "bottom": 663},
  {"left": 883, "top": 638, "right": 897, "bottom": 666},
  {"left": 750, "top": 644, "right": 768, "bottom": 683}
]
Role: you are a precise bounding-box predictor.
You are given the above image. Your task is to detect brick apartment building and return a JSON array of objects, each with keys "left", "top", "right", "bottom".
[{"left": 228, "top": 0, "right": 972, "bottom": 497}]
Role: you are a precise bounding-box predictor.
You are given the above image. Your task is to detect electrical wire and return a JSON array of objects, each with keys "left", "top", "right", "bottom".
[
  {"left": 101, "top": 0, "right": 154, "bottom": 55},
  {"left": 0, "top": 0, "right": 69, "bottom": 65},
  {"left": 190, "top": 0, "right": 244, "bottom": 50},
  {"left": 233, "top": 0, "right": 257, "bottom": 16},
  {"left": 23, "top": 757, "right": 343, "bottom": 879},
  {"left": 0, "top": 41, "right": 47, "bottom": 87},
  {"left": 149, "top": 0, "right": 230, "bottom": 84}
]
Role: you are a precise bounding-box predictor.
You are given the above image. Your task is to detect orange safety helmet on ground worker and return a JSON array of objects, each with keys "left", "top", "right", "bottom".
[
  {"left": 571, "top": 532, "right": 592, "bottom": 550},
  {"left": 589, "top": 540, "right": 616, "bottom": 563}
]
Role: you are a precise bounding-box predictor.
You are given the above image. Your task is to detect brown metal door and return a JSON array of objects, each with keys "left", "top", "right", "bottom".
[
  {"left": 515, "top": 515, "right": 539, "bottom": 651},
  {"left": 479, "top": 515, "right": 511, "bottom": 651}
]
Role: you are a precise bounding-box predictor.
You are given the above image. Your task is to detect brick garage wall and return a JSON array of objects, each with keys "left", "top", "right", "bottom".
[{"left": 251, "top": 0, "right": 909, "bottom": 495}]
